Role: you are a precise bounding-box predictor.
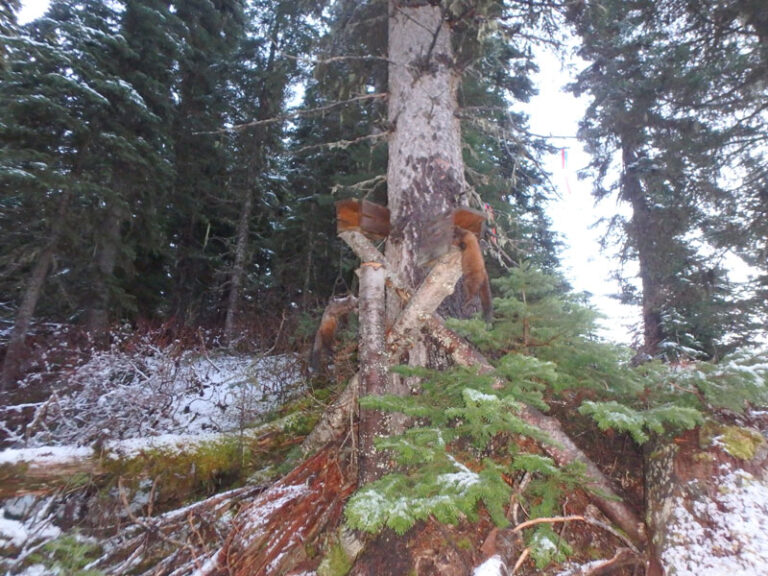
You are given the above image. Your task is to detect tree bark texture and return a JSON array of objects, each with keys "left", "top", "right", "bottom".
[
  {"left": 358, "top": 262, "right": 389, "bottom": 484},
  {"left": 384, "top": 0, "right": 468, "bottom": 433},
  {"left": 215, "top": 443, "right": 355, "bottom": 576},
  {"left": 386, "top": 1, "right": 466, "bottom": 306}
]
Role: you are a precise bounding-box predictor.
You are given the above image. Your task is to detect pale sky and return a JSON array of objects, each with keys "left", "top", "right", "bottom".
[
  {"left": 17, "top": 0, "right": 639, "bottom": 344},
  {"left": 525, "top": 49, "right": 639, "bottom": 344},
  {"left": 18, "top": 0, "right": 47, "bottom": 23}
]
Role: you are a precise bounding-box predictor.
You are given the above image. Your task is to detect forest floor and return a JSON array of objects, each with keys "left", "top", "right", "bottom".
[{"left": 1, "top": 323, "right": 767, "bottom": 575}]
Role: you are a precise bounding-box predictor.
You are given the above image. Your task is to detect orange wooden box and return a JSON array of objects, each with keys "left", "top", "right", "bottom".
[{"left": 336, "top": 199, "right": 391, "bottom": 239}]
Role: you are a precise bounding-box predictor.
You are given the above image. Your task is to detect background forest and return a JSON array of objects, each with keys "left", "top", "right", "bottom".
[
  {"left": 1, "top": 0, "right": 768, "bottom": 575},
  {"left": 2, "top": 0, "right": 766, "bottom": 376}
]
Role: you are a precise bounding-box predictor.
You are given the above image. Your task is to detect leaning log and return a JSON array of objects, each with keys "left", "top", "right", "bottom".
[{"left": 339, "top": 229, "right": 648, "bottom": 548}]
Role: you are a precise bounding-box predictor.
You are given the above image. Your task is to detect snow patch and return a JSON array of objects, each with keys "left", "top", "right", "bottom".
[
  {"left": 473, "top": 554, "right": 505, "bottom": 576},
  {"left": 0, "top": 445, "right": 92, "bottom": 466}
]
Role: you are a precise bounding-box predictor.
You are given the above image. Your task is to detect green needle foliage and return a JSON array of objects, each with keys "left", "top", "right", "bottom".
[{"left": 347, "top": 264, "right": 767, "bottom": 570}]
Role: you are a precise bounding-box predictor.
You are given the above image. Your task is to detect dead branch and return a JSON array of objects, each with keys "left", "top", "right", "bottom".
[
  {"left": 512, "top": 548, "right": 530, "bottom": 575},
  {"left": 295, "top": 131, "right": 389, "bottom": 154},
  {"left": 197, "top": 93, "right": 388, "bottom": 134},
  {"left": 426, "top": 315, "right": 647, "bottom": 547},
  {"left": 511, "top": 514, "right": 586, "bottom": 533},
  {"left": 279, "top": 52, "right": 390, "bottom": 65},
  {"left": 301, "top": 374, "right": 359, "bottom": 457}
]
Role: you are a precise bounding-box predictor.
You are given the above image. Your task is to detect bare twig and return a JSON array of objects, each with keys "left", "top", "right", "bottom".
[
  {"left": 511, "top": 547, "right": 530, "bottom": 575},
  {"left": 294, "top": 131, "right": 389, "bottom": 155},
  {"left": 198, "top": 93, "right": 388, "bottom": 134}
]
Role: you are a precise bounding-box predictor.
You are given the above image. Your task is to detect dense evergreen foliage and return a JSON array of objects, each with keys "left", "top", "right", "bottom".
[
  {"left": 1, "top": 1, "right": 767, "bottom": 573},
  {"left": 1, "top": 0, "right": 765, "bottom": 376}
]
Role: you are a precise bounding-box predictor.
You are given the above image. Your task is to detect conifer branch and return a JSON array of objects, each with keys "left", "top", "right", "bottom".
[{"left": 279, "top": 52, "right": 391, "bottom": 65}]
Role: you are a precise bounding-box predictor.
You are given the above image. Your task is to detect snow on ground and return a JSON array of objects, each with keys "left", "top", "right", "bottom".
[
  {"left": 473, "top": 554, "right": 505, "bottom": 576},
  {"left": 0, "top": 340, "right": 307, "bottom": 572},
  {"left": 1, "top": 343, "right": 305, "bottom": 449}
]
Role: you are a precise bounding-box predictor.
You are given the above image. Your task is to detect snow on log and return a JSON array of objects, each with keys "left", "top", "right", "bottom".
[
  {"left": 646, "top": 425, "right": 768, "bottom": 575},
  {"left": 0, "top": 414, "right": 305, "bottom": 499}
]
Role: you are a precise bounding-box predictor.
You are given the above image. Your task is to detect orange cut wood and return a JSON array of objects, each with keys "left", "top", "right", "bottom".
[{"left": 335, "top": 199, "right": 390, "bottom": 239}]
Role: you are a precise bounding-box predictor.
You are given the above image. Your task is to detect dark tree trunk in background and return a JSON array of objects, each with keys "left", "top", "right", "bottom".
[
  {"left": 621, "top": 142, "right": 665, "bottom": 356},
  {"left": 224, "top": 185, "right": 253, "bottom": 347},
  {"left": 2, "top": 248, "right": 54, "bottom": 391},
  {"left": 2, "top": 190, "right": 72, "bottom": 390},
  {"left": 85, "top": 202, "right": 124, "bottom": 347}
]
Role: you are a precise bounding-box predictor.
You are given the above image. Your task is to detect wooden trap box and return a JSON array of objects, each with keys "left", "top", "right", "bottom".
[{"left": 336, "top": 199, "right": 390, "bottom": 240}]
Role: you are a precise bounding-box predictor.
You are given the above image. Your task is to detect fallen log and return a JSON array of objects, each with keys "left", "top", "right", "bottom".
[{"left": 0, "top": 413, "right": 307, "bottom": 499}]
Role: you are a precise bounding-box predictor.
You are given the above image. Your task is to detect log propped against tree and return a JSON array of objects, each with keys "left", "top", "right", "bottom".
[
  {"left": 340, "top": 231, "right": 647, "bottom": 545},
  {"left": 212, "top": 230, "right": 649, "bottom": 575}
]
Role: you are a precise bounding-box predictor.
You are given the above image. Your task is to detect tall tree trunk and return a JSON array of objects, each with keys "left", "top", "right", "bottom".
[
  {"left": 85, "top": 202, "right": 123, "bottom": 347},
  {"left": 621, "top": 142, "right": 665, "bottom": 356},
  {"left": 224, "top": 186, "right": 254, "bottom": 347},
  {"left": 1, "top": 248, "right": 54, "bottom": 391},
  {"left": 383, "top": 0, "right": 467, "bottom": 425},
  {"left": 1, "top": 190, "right": 72, "bottom": 390}
]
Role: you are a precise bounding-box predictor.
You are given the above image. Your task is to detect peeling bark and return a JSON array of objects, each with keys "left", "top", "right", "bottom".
[
  {"left": 215, "top": 443, "right": 355, "bottom": 576},
  {"left": 358, "top": 263, "right": 389, "bottom": 484}
]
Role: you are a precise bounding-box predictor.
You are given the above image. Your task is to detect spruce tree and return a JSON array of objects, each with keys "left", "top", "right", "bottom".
[{"left": 566, "top": 0, "right": 758, "bottom": 359}]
